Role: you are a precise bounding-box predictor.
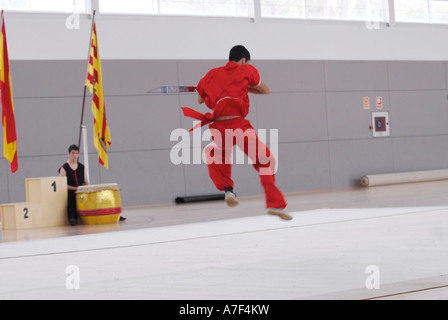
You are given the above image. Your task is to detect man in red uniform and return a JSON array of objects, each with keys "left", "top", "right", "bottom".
[{"left": 183, "top": 45, "right": 291, "bottom": 220}]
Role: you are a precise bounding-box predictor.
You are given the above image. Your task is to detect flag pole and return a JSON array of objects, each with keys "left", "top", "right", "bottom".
[
  {"left": 78, "top": 9, "right": 96, "bottom": 149},
  {"left": 82, "top": 125, "right": 90, "bottom": 183}
]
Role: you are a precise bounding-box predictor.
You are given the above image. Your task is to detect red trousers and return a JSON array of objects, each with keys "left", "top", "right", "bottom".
[{"left": 205, "top": 118, "right": 287, "bottom": 209}]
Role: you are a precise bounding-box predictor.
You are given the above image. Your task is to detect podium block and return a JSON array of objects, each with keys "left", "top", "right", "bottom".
[
  {"left": 1, "top": 203, "right": 42, "bottom": 230},
  {"left": 26, "top": 177, "right": 68, "bottom": 228},
  {"left": 0, "top": 177, "right": 69, "bottom": 230}
]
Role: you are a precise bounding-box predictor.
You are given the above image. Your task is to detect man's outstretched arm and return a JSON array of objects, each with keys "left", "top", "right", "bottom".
[{"left": 248, "top": 81, "right": 270, "bottom": 94}]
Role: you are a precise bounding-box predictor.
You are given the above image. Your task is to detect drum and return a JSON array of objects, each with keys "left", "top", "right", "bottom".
[{"left": 76, "top": 184, "right": 122, "bottom": 225}]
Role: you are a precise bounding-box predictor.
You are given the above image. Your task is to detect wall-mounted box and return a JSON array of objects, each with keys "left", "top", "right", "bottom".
[{"left": 372, "top": 112, "right": 390, "bottom": 138}]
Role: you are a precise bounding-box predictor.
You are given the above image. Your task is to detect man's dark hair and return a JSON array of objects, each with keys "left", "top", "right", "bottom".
[
  {"left": 229, "top": 45, "right": 251, "bottom": 62},
  {"left": 68, "top": 144, "right": 79, "bottom": 153}
]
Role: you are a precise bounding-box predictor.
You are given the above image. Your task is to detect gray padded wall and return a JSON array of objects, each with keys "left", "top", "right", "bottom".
[{"left": 1, "top": 59, "right": 448, "bottom": 207}]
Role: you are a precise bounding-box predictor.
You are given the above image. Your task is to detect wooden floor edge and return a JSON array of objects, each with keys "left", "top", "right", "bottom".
[{"left": 122, "top": 186, "right": 363, "bottom": 211}]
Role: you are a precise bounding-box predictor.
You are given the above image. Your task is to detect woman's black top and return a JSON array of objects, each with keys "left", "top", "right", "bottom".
[{"left": 60, "top": 162, "right": 85, "bottom": 189}]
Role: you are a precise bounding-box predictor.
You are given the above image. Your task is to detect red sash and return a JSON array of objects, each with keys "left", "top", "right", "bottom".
[
  {"left": 182, "top": 98, "right": 244, "bottom": 131},
  {"left": 181, "top": 107, "right": 215, "bottom": 132}
]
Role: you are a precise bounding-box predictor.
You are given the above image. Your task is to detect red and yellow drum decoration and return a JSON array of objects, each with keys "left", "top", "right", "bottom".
[{"left": 76, "top": 184, "right": 122, "bottom": 225}]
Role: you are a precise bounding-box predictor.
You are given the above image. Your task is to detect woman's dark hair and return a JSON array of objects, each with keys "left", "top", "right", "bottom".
[
  {"left": 68, "top": 144, "right": 79, "bottom": 153},
  {"left": 229, "top": 45, "right": 251, "bottom": 62}
]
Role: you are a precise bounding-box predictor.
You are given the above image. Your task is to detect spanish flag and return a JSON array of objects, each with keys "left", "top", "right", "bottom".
[
  {"left": 86, "top": 21, "right": 111, "bottom": 169},
  {"left": 1, "top": 15, "right": 18, "bottom": 173}
]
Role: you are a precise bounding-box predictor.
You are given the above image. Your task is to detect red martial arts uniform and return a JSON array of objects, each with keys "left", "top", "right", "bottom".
[{"left": 182, "top": 61, "right": 287, "bottom": 209}]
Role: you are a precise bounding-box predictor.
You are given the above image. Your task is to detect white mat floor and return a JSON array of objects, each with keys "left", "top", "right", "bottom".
[{"left": 1, "top": 204, "right": 447, "bottom": 300}]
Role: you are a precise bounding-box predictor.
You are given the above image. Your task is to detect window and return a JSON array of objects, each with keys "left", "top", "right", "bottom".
[
  {"left": 261, "top": 0, "right": 389, "bottom": 22},
  {"left": 260, "top": 0, "right": 305, "bottom": 19},
  {"left": 395, "top": 0, "right": 448, "bottom": 24},
  {"left": 394, "top": 0, "right": 429, "bottom": 23},
  {"left": 4, "top": 0, "right": 445, "bottom": 26},
  {"left": 430, "top": 0, "right": 448, "bottom": 24},
  {"left": 99, "top": 0, "right": 253, "bottom": 18},
  {"left": 0, "top": 0, "right": 90, "bottom": 13}
]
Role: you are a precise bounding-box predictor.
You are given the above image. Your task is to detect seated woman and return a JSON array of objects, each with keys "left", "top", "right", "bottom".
[
  {"left": 59, "top": 144, "right": 126, "bottom": 226},
  {"left": 59, "top": 144, "right": 88, "bottom": 226}
]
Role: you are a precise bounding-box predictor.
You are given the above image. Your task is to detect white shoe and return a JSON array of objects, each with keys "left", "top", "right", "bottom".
[
  {"left": 225, "top": 191, "right": 239, "bottom": 207},
  {"left": 267, "top": 208, "right": 293, "bottom": 221}
]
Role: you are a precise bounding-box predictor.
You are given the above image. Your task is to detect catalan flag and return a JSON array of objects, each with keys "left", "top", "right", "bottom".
[
  {"left": 86, "top": 21, "right": 111, "bottom": 169},
  {"left": 1, "top": 15, "right": 18, "bottom": 173}
]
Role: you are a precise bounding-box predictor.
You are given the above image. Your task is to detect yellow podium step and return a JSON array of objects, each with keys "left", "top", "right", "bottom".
[
  {"left": 26, "top": 177, "right": 68, "bottom": 228},
  {"left": 1, "top": 203, "right": 42, "bottom": 230},
  {"left": 0, "top": 177, "right": 69, "bottom": 230}
]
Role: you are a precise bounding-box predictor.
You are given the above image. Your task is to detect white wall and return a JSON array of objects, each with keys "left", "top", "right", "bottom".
[{"left": 4, "top": 12, "right": 448, "bottom": 61}]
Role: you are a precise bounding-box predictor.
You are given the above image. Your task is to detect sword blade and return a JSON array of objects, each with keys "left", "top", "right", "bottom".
[{"left": 148, "top": 86, "right": 197, "bottom": 94}]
